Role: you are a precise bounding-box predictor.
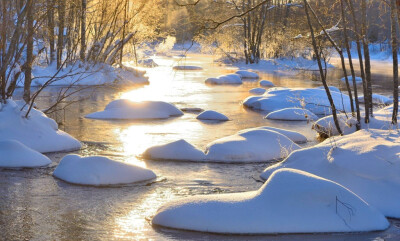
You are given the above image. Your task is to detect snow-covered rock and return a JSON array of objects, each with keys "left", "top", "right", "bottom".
[
  {"left": 259, "top": 80, "right": 275, "bottom": 87},
  {"left": 205, "top": 74, "right": 242, "bottom": 85},
  {"left": 85, "top": 99, "right": 183, "bottom": 120},
  {"left": 143, "top": 139, "right": 206, "bottom": 161},
  {"left": 0, "top": 100, "right": 81, "bottom": 153},
  {"left": 243, "top": 87, "right": 353, "bottom": 115},
  {"left": 153, "top": 168, "right": 389, "bottom": 234},
  {"left": 316, "top": 86, "right": 341, "bottom": 93},
  {"left": 341, "top": 76, "right": 362, "bottom": 83},
  {"left": 235, "top": 70, "right": 259, "bottom": 79},
  {"left": 180, "top": 107, "right": 204, "bottom": 113},
  {"left": 265, "top": 108, "right": 318, "bottom": 121},
  {"left": 261, "top": 129, "right": 400, "bottom": 218},
  {"left": 173, "top": 65, "right": 203, "bottom": 70},
  {"left": 196, "top": 110, "right": 229, "bottom": 121},
  {"left": 249, "top": 88, "right": 266, "bottom": 95},
  {"left": 358, "top": 94, "right": 392, "bottom": 105},
  {"left": 239, "top": 126, "right": 307, "bottom": 143},
  {"left": 205, "top": 129, "right": 300, "bottom": 162},
  {"left": 0, "top": 140, "right": 52, "bottom": 168},
  {"left": 138, "top": 58, "right": 158, "bottom": 67},
  {"left": 53, "top": 154, "right": 156, "bottom": 186}
]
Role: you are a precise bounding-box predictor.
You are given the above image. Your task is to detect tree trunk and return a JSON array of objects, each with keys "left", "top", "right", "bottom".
[
  {"left": 47, "top": 0, "right": 55, "bottom": 64},
  {"left": 57, "top": 0, "right": 65, "bottom": 69},
  {"left": 347, "top": 0, "right": 369, "bottom": 123},
  {"left": 1, "top": 0, "right": 7, "bottom": 101},
  {"left": 80, "top": 0, "right": 86, "bottom": 61},
  {"left": 391, "top": 0, "right": 399, "bottom": 124},
  {"left": 24, "top": 0, "right": 34, "bottom": 104},
  {"left": 341, "top": 0, "right": 361, "bottom": 130},
  {"left": 361, "top": 0, "right": 373, "bottom": 118},
  {"left": 303, "top": 0, "right": 342, "bottom": 135}
]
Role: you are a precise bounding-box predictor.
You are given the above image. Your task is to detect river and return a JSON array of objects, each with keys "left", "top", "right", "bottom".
[{"left": 1, "top": 53, "right": 399, "bottom": 240}]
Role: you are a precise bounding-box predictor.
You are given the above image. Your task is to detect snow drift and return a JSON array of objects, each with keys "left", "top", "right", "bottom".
[
  {"left": 0, "top": 100, "right": 81, "bottom": 153},
  {"left": 153, "top": 168, "right": 388, "bottom": 234},
  {"left": 205, "top": 74, "right": 242, "bottom": 85},
  {"left": 243, "top": 87, "right": 353, "bottom": 115},
  {"left": 53, "top": 154, "right": 156, "bottom": 186},
  {"left": 265, "top": 108, "right": 318, "bottom": 121},
  {"left": 261, "top": 129, "right": 400, "bottom": 218},
  {"left": 205, "top": 129, "right": 300, "bottom": 162},
  {"left": 196, "top": 110, "right": 229, "bottom": 121},
  {"left": 85, "top": 99, "right": 184, "bottom": 120},
  {"left": 143, "top": 139, "right": 206, "bottom": 161},
  {"left": 0, "top": 140, "right": 52, "bottom": 168}
]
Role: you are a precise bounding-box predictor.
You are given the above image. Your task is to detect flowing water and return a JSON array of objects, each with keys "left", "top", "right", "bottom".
[{"left": 1, "top": 54, "right": 399, "bottom": 240}]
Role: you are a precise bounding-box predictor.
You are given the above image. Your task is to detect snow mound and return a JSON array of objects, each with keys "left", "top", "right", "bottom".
[
  {"left": 173, "top": 65, "right": 203, "bottom": 70},
  {"left": 243, "top": 87, "right": 353, "bottom": 115},
  {"left": 205, "top": 74, "right": 242, "bottom": 85},
  {"left": 85, "top": 99, "right": 183, "bottom": 120},
  {"left": 235, "top": 70, "right": 259, "bottom": 79},
  {"left": 0, "top": 100, "right": 81, "bottom": 153},
  {"left": 53, "top": 154, "right": 156, "bottom": 186},
  {"left": 0, "top": 140, "right": 52, "bottom": 168},
  {"left": 341, "top": 76, "right": 362, "bottom": 83},
  {"left": 313, "top": 109, "right": 399, "bottom": 136},
  {"left": 259, "top": 80, "right": 275, "bottom": 87},
  {"left": 196, "top": 110, "right": 229, "bottom": 121},
  {"left": 261, "top": 129, "right": 400, "bottom": 218},
  {"left": 205, "top": 129, "right": 300, "bottom": 162},
  {"left": 143, "top": 139, "right": 206, "bottom": 161},
  {"left": 239, "top": 126, "right": 307, "bottom": 143},
  {"left": 138, "top": 59, "right": 158, "bottom": 67},
  {"left": 249, "top": 88, "right": 266, "bottom": 95},
  {"left": 265, "top": 108, "right": 318, "bottom": 121},
  {"left": 316, "top": 86, "right": 341, "bottom": 93},
  {"left": 358, "top": 94, "right": 392, "bottom": 105},
  {"left": 18, "top": 62, "right": 148, "bottom": 87},
  {"left": 153, "top": 168, "right": 389, "bottom": 234}
]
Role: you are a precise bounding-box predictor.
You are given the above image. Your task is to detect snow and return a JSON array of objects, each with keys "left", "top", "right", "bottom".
[
  {"left": 18, "top": 62, "right": 149, "bottom": 87},
  {"left": 85, "top": 99, "right": 184, "bottom": 120},
  {"left": 152, "top": 168, "right": 389, "bottom": 234},
  {"left": 53, "top": 154, "right": 156, "bottom": 186},
  {"left": 249, "top": 88, "right": 266, "bottom": 95},
  {"left": 173, "top": 65, "right": 203, "bottom": 70},
  {"left": 265, "top": 108, "right": 318, "bottom": 121},
  {"left": 0, "top": 100, "right": 81, "bottom": 153},
  {"left": 340, "top": 76, "right": 362, "bottom": 83},
  {"left": 259, "top": 80, "right": 275, "bottom": 87},
  {"left": 313, "top": 108, "right": 399, "bottom": 136},
  {"left": 261, "top": 129, "right": 400, "bottom": 218},
  {"left": 137, "top": 58, "right": 158, "bottom": 67},
  {"left": 358, "top": 94, "right": 392, "bottom": 105},
  {"left": 238, "top": 126, "right": 307, "bottom": 143},
  {"left": 196, "top": 110, "right": 229, "bottom": 121},
  {"left": 243, "top": 87, "right": 353, "bottom": 115},
  {"left": 320, "top": 25, "right": 340, "bottom": 35},
  {"left": 316, "top": 86, "right": 341, "bottom": 93},
  {"left": 143, "top": 139, "right": 206, "bottom": 161},
  {"left": 0, "top": 140, "right": 52, "bottom": 168},
  {"left": 235, "top": 70, "right": 259, "bottom": 79},
  {"left": 228, "top": 57, "right": 334, "bottom": 75},
  {"left": 205, "top": 74, "right": 242, "bottom": 85},
  {"left": 205, "top": 129, "right": 300, "bottom": 162}
]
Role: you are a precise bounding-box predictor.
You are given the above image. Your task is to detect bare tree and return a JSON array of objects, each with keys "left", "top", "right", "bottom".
[{"left": 303, "top": 0, "right": 342, "bottom": 135}]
